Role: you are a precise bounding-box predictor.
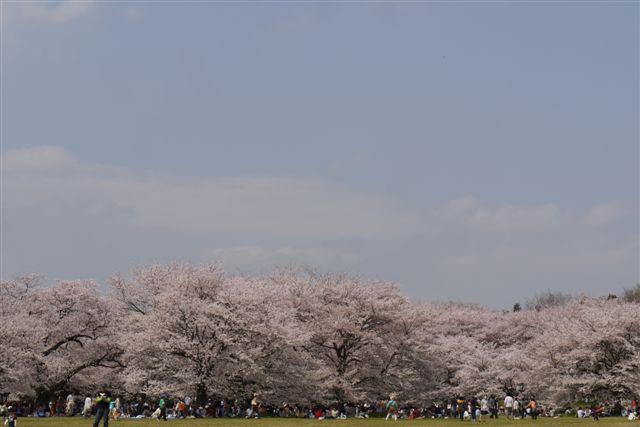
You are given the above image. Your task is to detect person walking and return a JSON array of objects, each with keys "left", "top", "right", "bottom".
[
  {"left": 158, "top": 396, "right": 167, "bottom": 421},
  {"left": 590, "top": 402, "right": 604, "bottom": 421},
  {"left": 92, "top": 388, "right": 112, "bottom": 427}
]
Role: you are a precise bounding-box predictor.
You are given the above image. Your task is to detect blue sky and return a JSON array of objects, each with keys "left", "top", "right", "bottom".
[{"left": 1, "top": 1, "right": 638, "bottom": 308}]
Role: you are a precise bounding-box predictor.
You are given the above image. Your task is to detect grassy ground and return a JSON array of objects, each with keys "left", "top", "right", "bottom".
[{"left": 13, "top": 417, "right": 635, "bottom": 427}]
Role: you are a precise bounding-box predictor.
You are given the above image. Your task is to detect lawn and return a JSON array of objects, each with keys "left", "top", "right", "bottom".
[{"left": 13, "top": 417, "right": 635, "bottom": 427}]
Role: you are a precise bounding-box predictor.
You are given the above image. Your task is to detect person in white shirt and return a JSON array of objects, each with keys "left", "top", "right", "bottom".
[
  {"left": 82, "top": 396, "right": 93, "bottom": 419},
  {"left": 480, "top": 397, "right": 489, "bottom": 422},
  {"left": 512, "top": 399, "right": 520, "bottom": 418},
  {"left": 504, "top": 395, "right": 514, "bottom": 419},
  {"left": 66, "top": 394, "right": 75, "bottom": 416}
]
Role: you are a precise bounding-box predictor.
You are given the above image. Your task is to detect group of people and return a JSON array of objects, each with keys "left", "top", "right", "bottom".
[
  {"left": 440, "top": 394, "right": 539, "bottom": 421},
  {"left": 384, "top": 395, "right": 640, "bottom": 422},
  {"left": 577, "top": 400, "right": 639, "bottom": 421},
  {"left": 88, "top": 389, "right": 169, "bottom": 427},
  {"left": 2, "top": 390, "right": 638, "bottom": 423},
  {"left": 83, "top": 390, "right": 268, "bottom": 425}
]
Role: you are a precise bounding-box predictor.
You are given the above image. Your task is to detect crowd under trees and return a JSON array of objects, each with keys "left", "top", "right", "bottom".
[{"left": 1, "top": 264, "right": 638, "bottom": 408}]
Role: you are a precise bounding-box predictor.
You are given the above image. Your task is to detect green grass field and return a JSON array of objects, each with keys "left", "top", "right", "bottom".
[{"left": 12, "top": 417, "right": 635, "bottom": 427}]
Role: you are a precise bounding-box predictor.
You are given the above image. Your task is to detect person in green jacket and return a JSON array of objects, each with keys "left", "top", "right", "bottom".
[
  {"left": 158, "top": 397, "right": 167, "bottom": 421},
  {"left": 386, "top": 394, "right": 399, "bottom": 421}
]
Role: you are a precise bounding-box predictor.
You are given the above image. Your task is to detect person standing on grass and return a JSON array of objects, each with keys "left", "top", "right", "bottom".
[
  {"left": 490, "top": 395, "right": 499, "bottom": 419},
  {"left": 82, "top": 395, "right": 93, "bottom": 419},
  {"left": 250, "top": 393, "right": 261, "bottom": 419},
  {"left": 92, "top": 388, "right": 112, "bottom": 427},
  {"left": 66, "top": 394, "right": 75, "bottom": 416},
  {"left": 480, "top": 396, "right": 489, "bottom": 423},
  {"left": 108, "top": 398, "right": 116, "bottom": 420},
  {"left": 457, "top": 397, "right": 465, "bottom": 421},
  {"left": 385, "top": 394, "right": 399, "bottom": 421},
  {"left": 470, "top": 396, "right": 478, "bottom": 422},
  {"left": 504, "top": 394, "right": 514, "bottom": 419},
  {"left": 526, "top": 398, "right": 538, "bottom": 420},
  {"left": 4, "top": 407, "right": 17, "bottom": 427},
  {"left": 158, "top": 396, "right": 167, "bottom": 421}
]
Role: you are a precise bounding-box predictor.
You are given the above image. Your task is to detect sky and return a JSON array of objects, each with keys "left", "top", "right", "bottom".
[{"left": 1, "top": 0, "right": 638, "bottom": 309}]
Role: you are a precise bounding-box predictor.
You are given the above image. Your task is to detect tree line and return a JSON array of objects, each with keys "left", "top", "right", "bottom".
[{"left": 1, "top": 264, "right": 638, "bottom": 407}]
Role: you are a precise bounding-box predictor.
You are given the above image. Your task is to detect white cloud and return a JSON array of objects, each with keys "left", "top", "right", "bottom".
[
  {"left": 429, "top": 198, "right": 569, "bottom": 233},
  {"left": 446, "top": 195, "right": 477, "bottom": 214},
  {"left": 1, "top": 146, "right": 74, "bottom": 171},
  {"left": 3, "top": 146, "right": 629, "bottom": 240},
  {"left": 6, "top": 1, "right": 94, "bottom": 25},
  {"left": 583, "top": 203, "right": 623, "bottom": 226},
  {"left": 202, "top": 245, "right": 361, "bottom": 274},
  {"left": 3, "top": 146, "right": 635, "bottom": 308},
  {"left": 469, "top": 203, "right": 564, "bottom": 232},
  {"left": 2, "top": 146, "right": 421, "bottom": 239}
]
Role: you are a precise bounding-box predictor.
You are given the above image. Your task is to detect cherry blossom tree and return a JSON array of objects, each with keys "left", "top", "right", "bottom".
[
  {"left": 112, "top": 263, "right": 295, "bottom": 405},
  {"left": 529, "top": 299, "right": 640, "bottom": 403},
  {"left": 0, "top": 276, "right": 123, "bottom": 401},
  {"left": 2, "top": 264, "right": 638, "bottom": 407},
  {"left": 270, "top": 270, "right": 432, "bottom": 404}
]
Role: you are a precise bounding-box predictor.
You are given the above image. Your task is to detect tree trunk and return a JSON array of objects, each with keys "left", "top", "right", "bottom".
[{"left": 196, "top": 382, "right": 208, "bottom": 407}]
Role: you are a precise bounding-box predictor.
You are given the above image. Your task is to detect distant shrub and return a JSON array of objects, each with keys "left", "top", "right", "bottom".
[
  {"left": 622, "top": 283, "right": 640, "bottom": 303},
  {"left": 525, "top": 290, "right": 573, "bottom": 311}
]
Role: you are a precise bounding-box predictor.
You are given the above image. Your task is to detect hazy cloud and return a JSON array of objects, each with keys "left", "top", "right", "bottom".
[
  {"left": 1, "top": 145, "right": 74, "bottom": 171},
  {"left": 202, "top": 245, "right": 361, "bottom": 275},
  {"left": 468, "top": 204, "right": 566, "bottom": 232},
  {"left": 2, "top": 146, "right": 636, "bottom": 307},
  {"left": 2, "top": 146, "right": 422, "bottom": 238},
  {"left": 4, "top": 1, "right": 94, "bottom": 25},
  {"left": 583, "top": 203, "right": 624, "bottom": 226}
]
